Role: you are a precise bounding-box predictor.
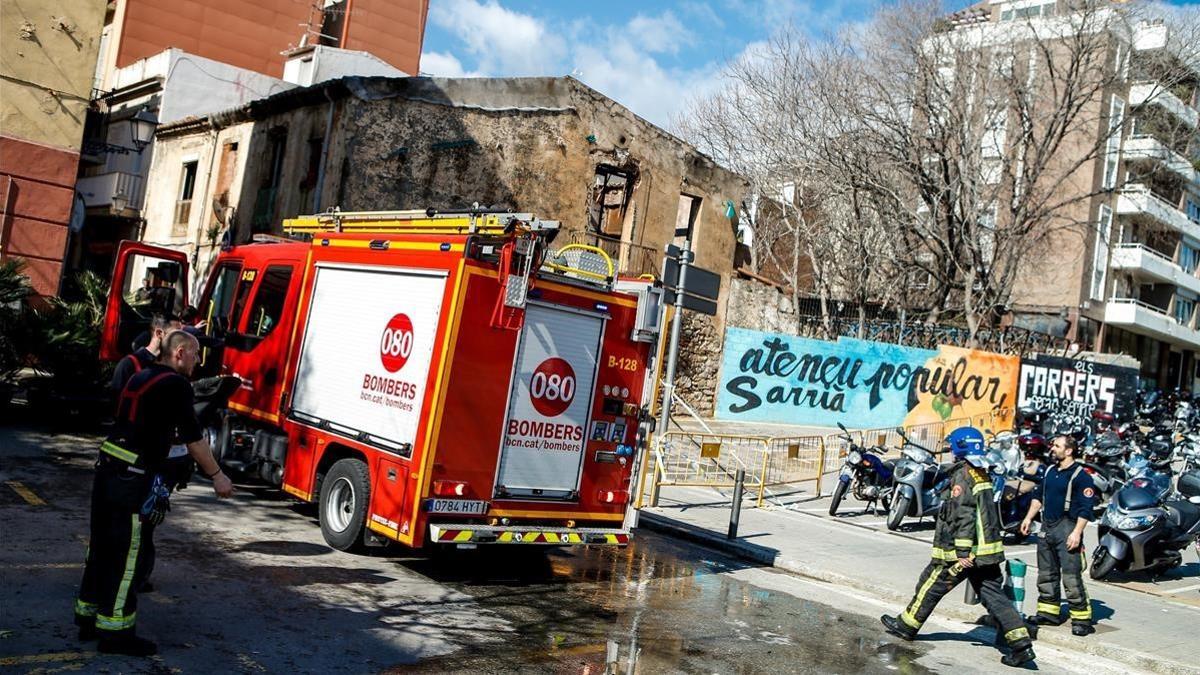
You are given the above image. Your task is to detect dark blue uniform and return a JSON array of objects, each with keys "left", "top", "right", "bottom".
[
  {"left": 1039, "top": 464, "right": 1096, "bottom": 524},
  {"left": 1035, "top": 462, "right": 1096, "bottom": 628}
]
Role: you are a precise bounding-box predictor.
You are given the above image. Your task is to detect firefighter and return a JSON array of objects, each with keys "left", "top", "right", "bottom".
[
  {"left": 881, "top": 426, "right": 1036, "bottom": 668},
  {"left": 1020, "top": 434, "right": 1096, "bottom": 636},
  {"left": 110, "top": 315, "right": 185, "bottom": 595},
  {"left": 109, "top": 314, "right": 181, "bottom": 396},
  {"left": 75, "top": 331, "right": 234, "bottom": 656}
]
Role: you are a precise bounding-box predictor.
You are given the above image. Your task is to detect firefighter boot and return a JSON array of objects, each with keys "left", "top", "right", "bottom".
[
  {"left": 1072, "top": 623, "right": 1095, "bottom": 637},
  {"left": 880, "top": 615, "right": 917, "bottom": 641},
  {"left": 1000, "top": 646, "right": 1037, "bottom": 668}
]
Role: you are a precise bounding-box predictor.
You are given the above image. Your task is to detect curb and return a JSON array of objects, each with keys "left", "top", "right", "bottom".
[{"left": 637, "top": 511, "right": 1193, "bottom": 675}]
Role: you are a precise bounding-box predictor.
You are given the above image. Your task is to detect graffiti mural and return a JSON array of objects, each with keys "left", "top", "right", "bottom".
[
  {"left": 716, "top": 328, "right": 1019, "bottom": 427},
  {"left": 1017, "top": 354, "right": 1138, "bottom": 428}
]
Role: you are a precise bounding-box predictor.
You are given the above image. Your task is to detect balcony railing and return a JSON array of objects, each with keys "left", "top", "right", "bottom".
[
  {"left": 1112, "top": 242, "right": 1173, "bottom": 264},
  {"left": 77, "top": 171, "right": 146, "bottom": 212},
  {"left": 1116, "top": 184, "right": 1200, "bottom": 240},
  {"left": 1123, "top": 135, "right": 1198, "bottom": 183},
  {"left": 1105, "top": 296, "right": 1200, "bottom": 349},
  {"left": 1128, "top": 81, "right": 1199, "bottom": 128},
  {"left": 1107, "top": 297, "right": 1171, "bottom": 315},
  {"left": 556, "top": 229, "right": 661, "bottom": 278},
  {"left": 1109, "top": 243, "right": 1200, "bottom": 295}
]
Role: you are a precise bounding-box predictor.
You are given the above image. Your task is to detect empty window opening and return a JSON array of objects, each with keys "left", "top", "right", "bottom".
[
  {"left": 588, "top": 165, "right": 635, "bottom": 237},
  {"left": 674, "top": 193, "right": 702, "bottom": 247},
  {"left": 174, "top": 160, "right": 198, "bottom": 229}
]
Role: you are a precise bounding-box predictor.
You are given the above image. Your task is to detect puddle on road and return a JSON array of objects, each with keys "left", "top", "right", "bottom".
[{"left": 394, "top": 533, "right": 929, "bottom": 674}]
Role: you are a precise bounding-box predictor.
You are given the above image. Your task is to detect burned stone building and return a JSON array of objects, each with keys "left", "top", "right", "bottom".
[{"left": 147, "top": 76, "right": 748, "bottom": 411}]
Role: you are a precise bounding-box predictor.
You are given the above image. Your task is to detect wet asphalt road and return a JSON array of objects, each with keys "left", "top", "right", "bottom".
[{"left": 1, "top": 411, "right": 1115, "bottom": 674}]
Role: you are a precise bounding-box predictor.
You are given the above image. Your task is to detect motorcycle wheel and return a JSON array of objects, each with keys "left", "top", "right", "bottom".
[
  {"left": 1090, "top": 546, "right": 1118, "bottom": 580},
  {"left": 887, "top": 494, "right": 909, "bottom": 531},
  {"left": 829, "top": 480, "right": 849, "bottom": 516}
]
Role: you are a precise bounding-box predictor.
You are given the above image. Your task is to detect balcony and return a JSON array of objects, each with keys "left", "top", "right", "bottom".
[
  {"left": 1104, "top": 297, "right": 1200, "bottom": 348},
  {"left": 1122, "top": 135, "right": 1198, "bottom": 184},
  {"left": 76, "top": 171, "right": 146, "bottom": 214},
  {"left": 557, "top": 229, "right": 661, "bottom": 278},
  {"left": 1115, "top": 184, "right": 1200, "bottom": 239},
  {"left": 1109, "top": 243, "right": 1200, "bottom": 295},
  {"left": 1129, "top": 82, "right": 1199, "bottom": 129}
]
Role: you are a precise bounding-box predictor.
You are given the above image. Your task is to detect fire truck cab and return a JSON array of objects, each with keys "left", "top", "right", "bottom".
[{"left": 101, "top": 209, "right": 662, "bottom": 551}]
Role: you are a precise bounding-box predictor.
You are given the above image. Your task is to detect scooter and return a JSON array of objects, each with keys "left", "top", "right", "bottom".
[
  {"left": 985, "top": 432, "right": 1047, "bottom": 539},
  {"left": 886, "top": 429, "right": 954, "bottom": 531},
  {"left": 1091, "top": 486, "right": 1200, "bottom": 580},
  {"left": 1081, "top": 431, "right": 1129, "bottom": 508},
  {"left": 829, "top": 423, "right": 895, "bottom": 516}
]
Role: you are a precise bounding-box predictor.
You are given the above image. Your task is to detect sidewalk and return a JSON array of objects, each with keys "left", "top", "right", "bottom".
[{"left": 636, "top": 486, "right": 1198, "bottom": 675}]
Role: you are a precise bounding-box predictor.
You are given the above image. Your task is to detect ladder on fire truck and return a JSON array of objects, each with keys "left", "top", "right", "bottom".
[{"left": 281, "top": 208, "right": 616, "bottom": 330}]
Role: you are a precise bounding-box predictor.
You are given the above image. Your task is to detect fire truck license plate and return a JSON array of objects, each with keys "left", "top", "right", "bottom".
[{"left": 425, "top": 499, "right": 489, "bottom": 515}]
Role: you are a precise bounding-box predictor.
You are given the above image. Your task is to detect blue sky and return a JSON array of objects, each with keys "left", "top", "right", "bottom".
[
  {"left": 419, "top": 0, "right": 1197, "bottom": 129},
  {"left": 419, "top": 0, "right": 898, "bottom": 128}
]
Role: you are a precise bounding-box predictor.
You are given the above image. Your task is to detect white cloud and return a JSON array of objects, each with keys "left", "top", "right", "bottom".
[
  {"left": 419, "top": 51, "right": 480, "bottom": 77},
  {"left": 426, "top": 2, "right": 733, "bottom": 128},
  {"left": 681, "top": 1, "right": 726, "bottom": 28},
  {"left": 627, "top": 11, "right": 695, "bottom": 54},
  {"left": 428, "top": 0, "right": 566, "bottom": 76}
]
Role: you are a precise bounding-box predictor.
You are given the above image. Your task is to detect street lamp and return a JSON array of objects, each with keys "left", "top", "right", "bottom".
[
  {"left": 111, "top": 191, "right": 129, "bottom": 213},
  {"left": 129, "top": 107, "right": 158, "bottom": 152}
]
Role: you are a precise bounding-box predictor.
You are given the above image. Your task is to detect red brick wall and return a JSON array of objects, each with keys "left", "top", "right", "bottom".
[
  {"left": 0, "top": 136, "right": 80, "bottom": 298},
  {"left": 116, "top": 0, "right": 428, "bottom": 78}
]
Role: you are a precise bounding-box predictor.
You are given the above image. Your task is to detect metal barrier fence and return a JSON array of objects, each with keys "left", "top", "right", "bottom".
[
  {"left": 650, "top": 431, "right": 771, "bottom": 507},
  {"left": 639, "top": 408, "right": 1015, "bottom": 508}
]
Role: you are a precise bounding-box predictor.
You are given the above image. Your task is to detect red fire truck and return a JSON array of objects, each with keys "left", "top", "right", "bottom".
[{"left": 100, "top": 210, "right": 662, "bottom": 551}]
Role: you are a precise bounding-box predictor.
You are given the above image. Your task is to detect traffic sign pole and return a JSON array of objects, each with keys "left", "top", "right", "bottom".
[{"left": 658, "top": 241, "right": 692, "bottom": 437}]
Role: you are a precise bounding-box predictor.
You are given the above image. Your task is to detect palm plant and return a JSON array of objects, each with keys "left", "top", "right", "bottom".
[{"left": 0, "top": 258, "right": 34, "bottom": 383}]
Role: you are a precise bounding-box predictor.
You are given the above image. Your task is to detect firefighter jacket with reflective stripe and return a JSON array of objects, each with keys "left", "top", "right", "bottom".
[{"left": 931, "top": 461, "right": 1005, "bottom": 566}]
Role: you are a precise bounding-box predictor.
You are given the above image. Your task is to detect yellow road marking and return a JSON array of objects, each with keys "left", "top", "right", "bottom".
[
  {"left": 5, "top": 481, "right": 46, "bottom": 506},
  {"left": 0, "top": 651, "right": 91, "bottom": 667}
]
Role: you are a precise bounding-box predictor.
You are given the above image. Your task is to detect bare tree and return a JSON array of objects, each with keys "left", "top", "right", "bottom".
[
  {"left": 675, "top": 30, "right": 901, "bottom": 337},
  {"left": 679, "top": 0, "right": 1200, "bottom": 342}
]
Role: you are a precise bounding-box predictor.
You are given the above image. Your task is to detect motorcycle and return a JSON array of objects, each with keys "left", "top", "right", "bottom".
[
  {"left": 886, "top": 428, "right": 954, "bottom": 531},
  {"left": 985, "top": 431, "right": 1047, "bottom": 539},
  {"left": 1080, "top": 430, "right": 1129, "bottom": 508},
  {"left": 829, "top": 423, "right": 895, "bottom": 516},
  {"left": 1091, "top": 480, "right": 1200, "bottom": 580}
]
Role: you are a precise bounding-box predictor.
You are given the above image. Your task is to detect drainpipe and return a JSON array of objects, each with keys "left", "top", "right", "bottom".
[{"left": 312, "top": 87, "right": 336, "bottom": 212}]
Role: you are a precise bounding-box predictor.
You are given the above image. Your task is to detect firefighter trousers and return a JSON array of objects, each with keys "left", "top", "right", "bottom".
[
  {"left": 1036, "top": 518, "right": 1092, "bottom": 626},
  {"left": 74, "top": 463, "right": 156, "bottom": 636},
  {"left": 900, "top": 561, "right": 1033, "bottom": 650}
]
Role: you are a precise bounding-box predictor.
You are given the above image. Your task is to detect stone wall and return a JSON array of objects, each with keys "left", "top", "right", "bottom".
[
  {"left": 674, "top": 278, "right": 799, "bottom": 416},
  {"left": 726, "top": 277, "right": 800, "bottom": 335},
  {"left": 674, "top": 312, "right": 722, "bottom": 416}
]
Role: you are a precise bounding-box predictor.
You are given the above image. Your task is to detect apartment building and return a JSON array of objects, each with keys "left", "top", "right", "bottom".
[
  {"left": 952, "top": 1, "right": 1199, "bottom": 389},
  {"left": 92, "top": 0, "right": 428, "bottom": 89},
  {"left": 69, "top": 0, "right": 424, "bottom": 280}
]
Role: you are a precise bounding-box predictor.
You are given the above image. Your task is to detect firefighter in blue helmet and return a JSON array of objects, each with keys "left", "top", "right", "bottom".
[{"left": 881, "top": 426, "right": 1036, "bottom": 668}]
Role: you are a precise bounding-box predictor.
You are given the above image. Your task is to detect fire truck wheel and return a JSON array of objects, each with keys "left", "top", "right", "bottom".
[{"left": 319, "top": 458, "right": 370, "bottom": 551}]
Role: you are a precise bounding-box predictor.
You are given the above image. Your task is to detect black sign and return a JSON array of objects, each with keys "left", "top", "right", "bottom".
[
  {"left": 663, "top": 258, "right": 721, "bottom": 301},
  {"left": 1017, "top": 354, "right": 1138, "bottom": 426},
  {"left": 664, "top": 288, "right": 718, "bottom": 316}
]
